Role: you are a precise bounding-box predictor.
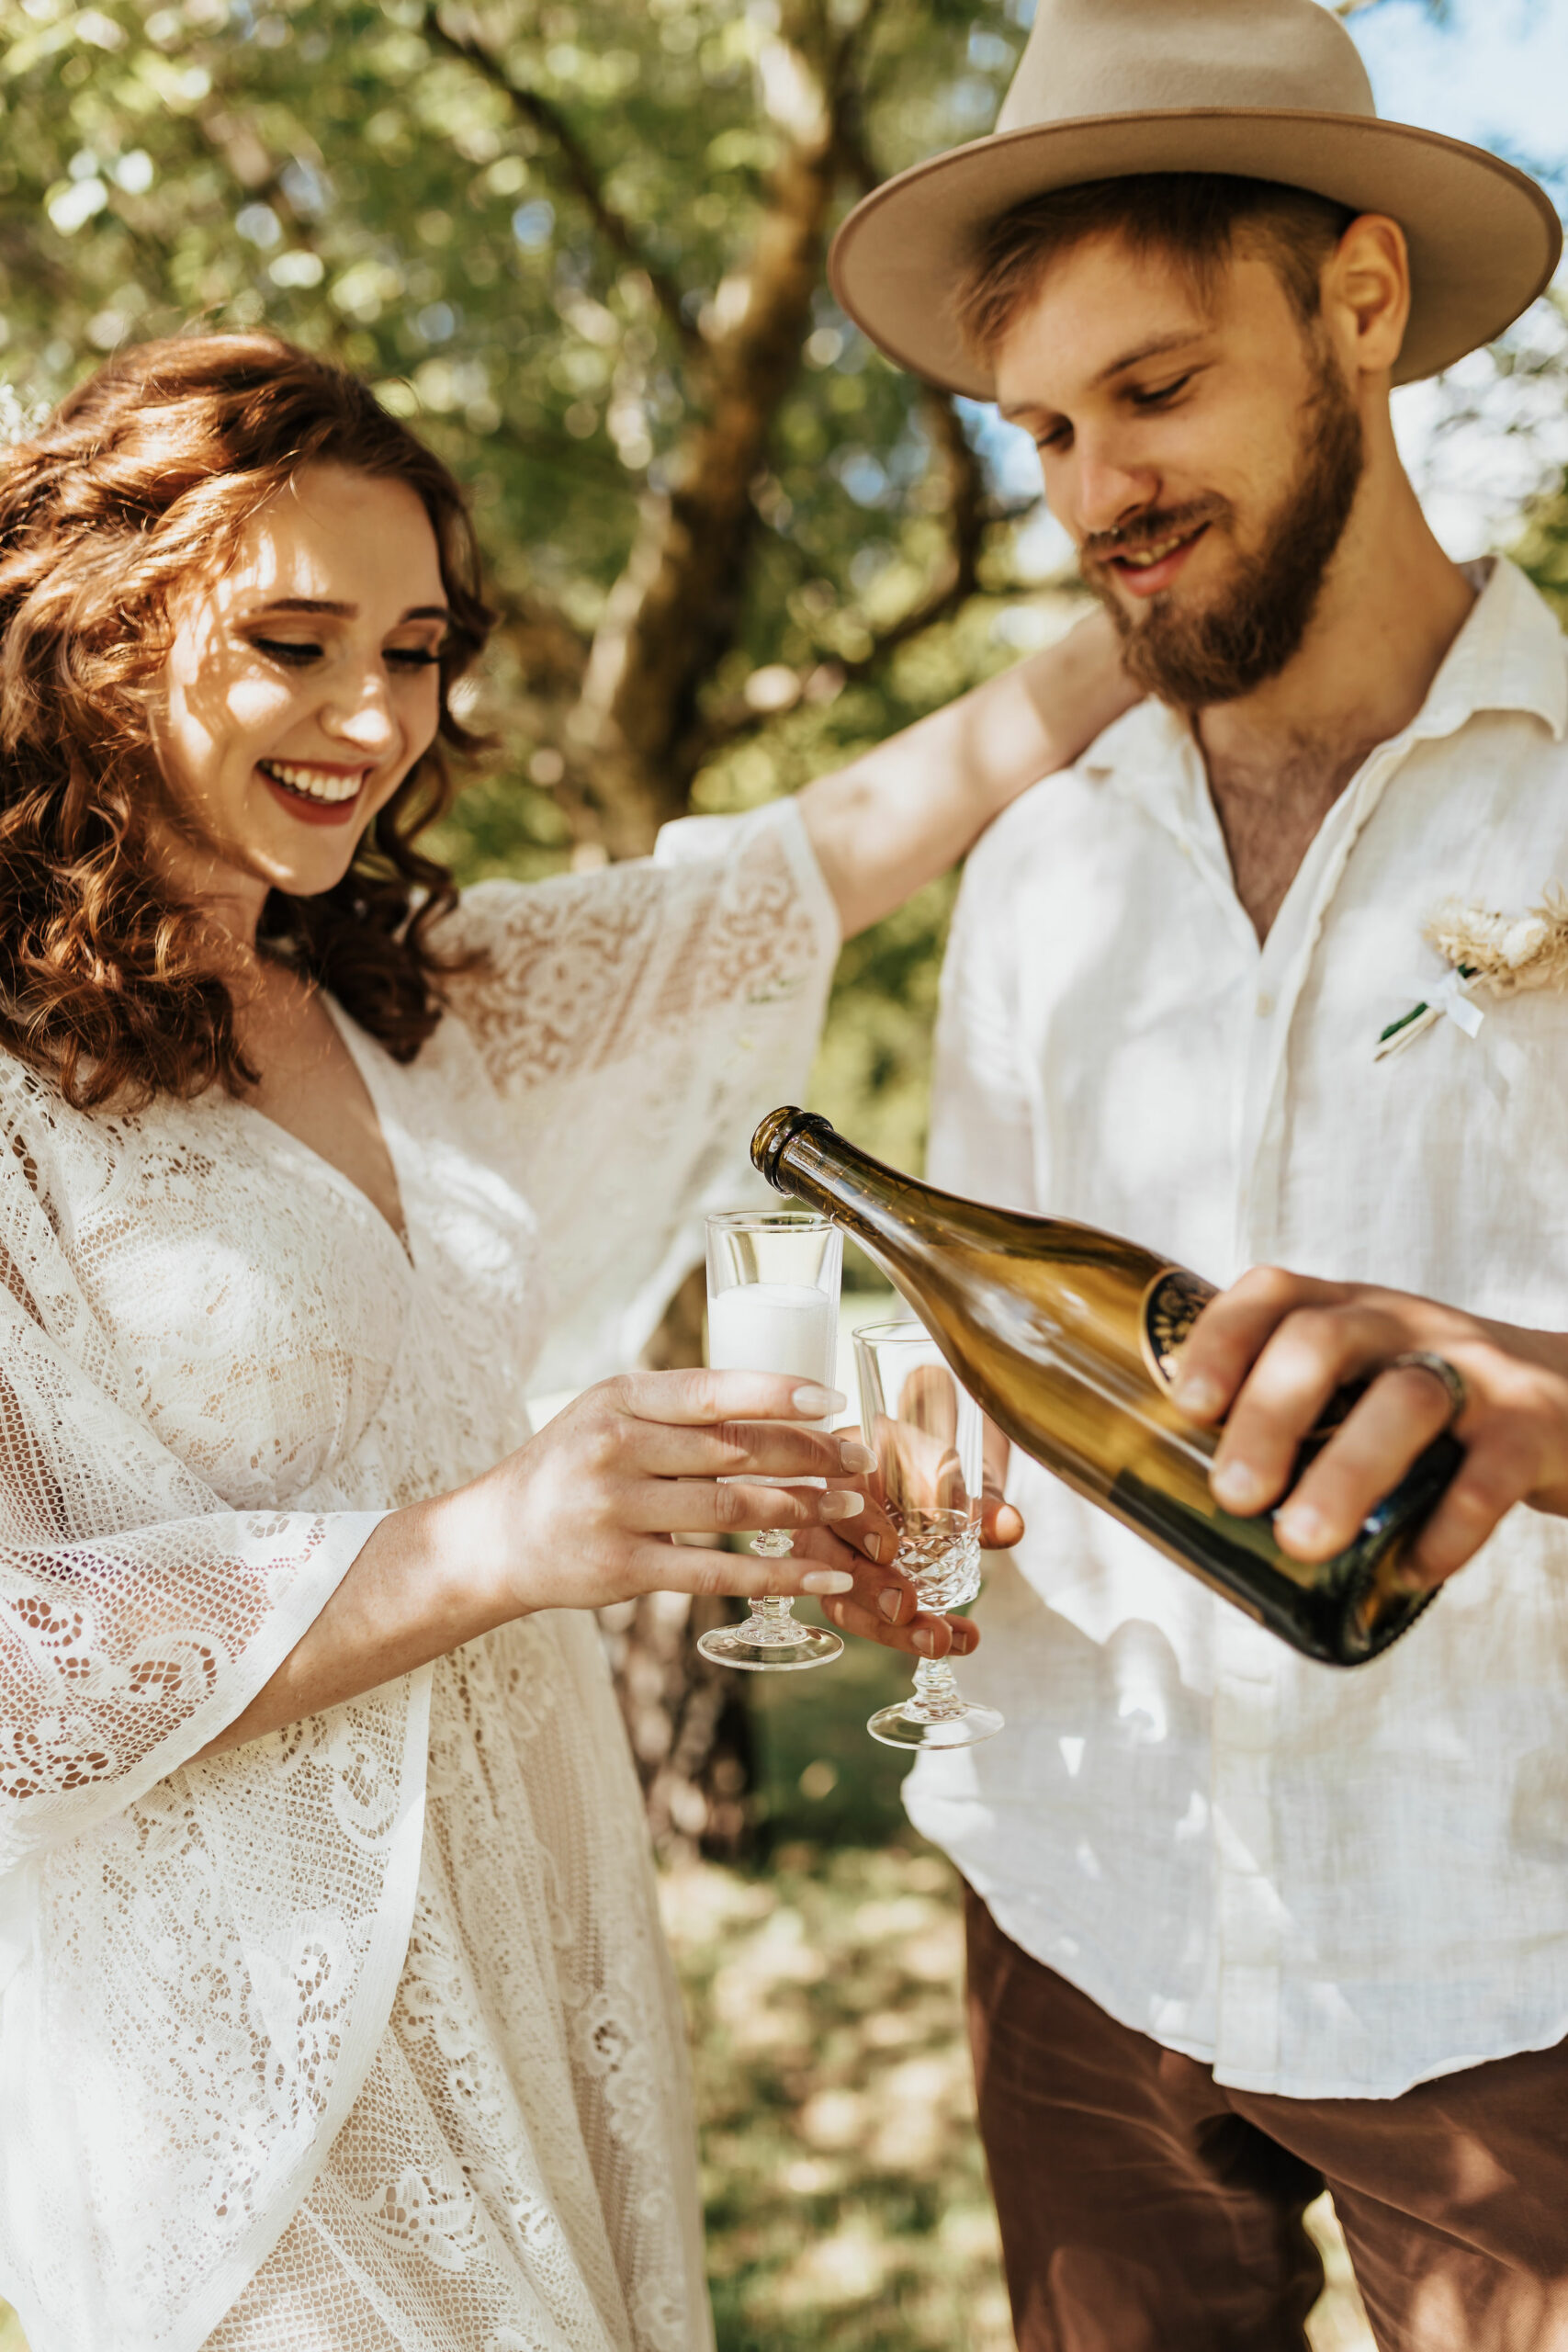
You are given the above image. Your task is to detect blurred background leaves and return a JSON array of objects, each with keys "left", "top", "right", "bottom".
[
  {"left": 2, "top": 0, "right": 1561, "bottom": 1171},
  {"left": 0, "top": 5, "right": 1560, "bottom": 2340},
  {"left": 0, "top": 0, "right": 1100, "bottom": 1167}
]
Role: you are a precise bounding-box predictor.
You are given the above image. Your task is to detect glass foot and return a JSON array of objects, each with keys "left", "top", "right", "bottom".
[
  {"left": 866, "top": 1697, "right": 1004, "bottom": 1748},
  {"left": 697, "top": 1605, "right": 842, "bottom": 1673},
  {"left": 866, "top": 1655, "right": 1002, "bottom": 1747}
]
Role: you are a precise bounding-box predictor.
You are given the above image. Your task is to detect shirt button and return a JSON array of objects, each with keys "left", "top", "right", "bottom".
[{"left": 1256, "top": 990, "right": 1275, "bottom": 1019}]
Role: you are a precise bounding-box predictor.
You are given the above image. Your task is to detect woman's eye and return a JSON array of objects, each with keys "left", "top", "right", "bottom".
[
  {"left": 386, "top": 647, "right": 443, "bottom": 671},
  {"left": 1135, "top": 374, "right": 1193, "bottom": 409},
  {"left": 252, "top": 636, "right": 322, "bottom": 666}
]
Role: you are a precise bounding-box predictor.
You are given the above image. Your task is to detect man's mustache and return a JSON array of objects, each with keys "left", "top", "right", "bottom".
[{"left": 1080, "top": 498, "right": 1231, "bottom": 568}]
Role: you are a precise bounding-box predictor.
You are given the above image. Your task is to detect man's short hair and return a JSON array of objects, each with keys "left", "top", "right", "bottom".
[{"left": 954, "top": 173, "right": 1359, "bottom": 365}]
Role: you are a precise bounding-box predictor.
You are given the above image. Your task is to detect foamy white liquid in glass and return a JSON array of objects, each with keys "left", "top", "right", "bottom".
[{"left": 707, "top": 1283, "right": 838, "bottom": 1482}]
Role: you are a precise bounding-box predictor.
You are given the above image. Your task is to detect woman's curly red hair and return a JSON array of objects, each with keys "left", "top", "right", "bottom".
[{"left": 0, "top": 331, "right": 494, "bottom": 1109}]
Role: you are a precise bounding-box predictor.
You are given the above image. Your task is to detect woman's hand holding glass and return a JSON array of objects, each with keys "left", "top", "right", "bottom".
[{"left": 443, "top": 1367, "right": 959, "bottom": 1657}]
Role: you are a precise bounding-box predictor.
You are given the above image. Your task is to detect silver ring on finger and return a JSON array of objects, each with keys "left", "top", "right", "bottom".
[{"left": 1386, "top": 1350, "right": 1468, "bottom": 1429}]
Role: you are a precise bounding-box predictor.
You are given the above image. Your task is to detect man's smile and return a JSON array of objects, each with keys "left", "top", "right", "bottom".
[{"left": 1100, "top": 521, "right": 1213, "bottom": 599}]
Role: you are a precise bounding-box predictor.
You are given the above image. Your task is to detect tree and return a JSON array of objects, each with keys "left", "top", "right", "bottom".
[
  {"left": 2, "top": 0, "right": 1555, "bottom": 1851},
  {"left": 0, "top": 0, "right": 1065, "bottom": 1850}
]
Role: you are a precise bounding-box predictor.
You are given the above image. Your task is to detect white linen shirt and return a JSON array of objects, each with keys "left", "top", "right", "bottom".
[{"left": 906, "top": 557, "right": 1568, "bottom": 2100}]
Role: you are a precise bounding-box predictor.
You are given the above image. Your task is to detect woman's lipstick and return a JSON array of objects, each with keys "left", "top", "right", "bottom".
[{"left": 256, "top": 760, "right": 368, "bottom": 828}]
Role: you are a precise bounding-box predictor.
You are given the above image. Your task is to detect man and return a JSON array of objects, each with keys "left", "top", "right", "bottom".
[{"left": 826, "top": 2, "right": 1568, "bottom": 2345}]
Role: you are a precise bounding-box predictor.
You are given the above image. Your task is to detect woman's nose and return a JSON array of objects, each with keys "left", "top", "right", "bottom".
[{"left": 321, "top": 673, "right": 399, "bottom": 754}]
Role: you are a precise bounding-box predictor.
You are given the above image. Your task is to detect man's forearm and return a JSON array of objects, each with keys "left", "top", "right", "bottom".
[{"left": 799, "top": 606, "right": 1134, "bottom": 938}]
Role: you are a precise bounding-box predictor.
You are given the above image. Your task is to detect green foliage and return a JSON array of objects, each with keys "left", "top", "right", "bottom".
[
  {"left": 0, "top": 0, "right": 1067, "bottom": 1162},
  {"left": 1517, "top": 487, "right": 1568, "bottom": 623}
]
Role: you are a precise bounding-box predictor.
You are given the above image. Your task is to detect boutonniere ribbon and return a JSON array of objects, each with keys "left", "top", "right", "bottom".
[{"left": 1374, "top": 894, "right": 1568, "bottom": 1063}]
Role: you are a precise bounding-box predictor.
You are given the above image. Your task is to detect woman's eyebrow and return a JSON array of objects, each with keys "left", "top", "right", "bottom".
[{"left": 248, "top": 598, "right": 451, "bottom": 623}]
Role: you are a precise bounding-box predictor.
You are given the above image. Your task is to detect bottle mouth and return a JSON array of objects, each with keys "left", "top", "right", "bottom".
[{"left": 750, "top": 1105, "right": 836, "bottom": 1187}]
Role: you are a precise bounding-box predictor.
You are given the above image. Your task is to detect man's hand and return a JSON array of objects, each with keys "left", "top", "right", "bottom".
[
  {"left": 982, "top": 1417, "right": 1024, "bottom": 1549},
  {"left": 803, "top": 1415, "right": 1024, "bottom": 1657},
  {"left": 1170, "top": 1268, "right": 1568, "bottom": 1589}
]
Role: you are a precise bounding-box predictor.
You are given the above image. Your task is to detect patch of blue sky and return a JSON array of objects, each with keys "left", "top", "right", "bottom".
[
  {"left": 968, "top": 0, "right": 1568, "bottom": 571},
  {"left": 1348, "top": 0, "right": 1566, "bottom": 199}
]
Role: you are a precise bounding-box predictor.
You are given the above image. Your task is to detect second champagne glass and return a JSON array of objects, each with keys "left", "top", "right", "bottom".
[
  {"left": 696, "top": 1209, "right": 845, "bottom": 1672},
  {"left": 853, "top": 1319, "right": 1003, "bottom": 1747}
]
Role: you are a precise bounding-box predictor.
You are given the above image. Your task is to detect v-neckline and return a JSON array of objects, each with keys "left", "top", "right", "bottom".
[{"left": 235, "top": 995, "right": 416, "bottom": 1266}]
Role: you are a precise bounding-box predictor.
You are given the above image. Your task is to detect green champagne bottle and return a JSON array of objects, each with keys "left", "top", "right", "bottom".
[{"left": 752, "top": 1107, "right": 1457, "bottom": 1666}]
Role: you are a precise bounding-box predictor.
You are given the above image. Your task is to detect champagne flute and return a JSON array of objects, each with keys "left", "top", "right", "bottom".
[
  {"left": 696, "top": 1209, "right": 845, "bottom": 1672},
  {"left": 853, "top": 1319, "right": 1003, "bottom": 1747}
]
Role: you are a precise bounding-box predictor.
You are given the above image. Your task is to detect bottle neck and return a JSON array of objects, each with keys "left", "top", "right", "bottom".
[{"left": 770, "top": 1125, "right": 957, "bottom": 1268}]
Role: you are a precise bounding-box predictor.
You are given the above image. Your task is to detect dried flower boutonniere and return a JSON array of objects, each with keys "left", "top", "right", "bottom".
[{"left": 1375, "top": 893, "right": 1568, "bottom": 1061}]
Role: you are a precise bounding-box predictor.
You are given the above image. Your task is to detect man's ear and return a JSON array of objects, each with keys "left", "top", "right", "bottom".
[{"left": 1322, "top": 213, "right": 1411, "bottom": 380}]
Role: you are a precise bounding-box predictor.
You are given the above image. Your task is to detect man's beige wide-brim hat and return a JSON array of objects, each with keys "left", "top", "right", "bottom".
[{"left": 829, "top": 0, "right": 1562, "bottom": 395}]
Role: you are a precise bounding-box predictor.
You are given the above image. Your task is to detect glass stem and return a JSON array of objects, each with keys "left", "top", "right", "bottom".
[
  {"left": 908, "top": 1656, "right": 964, "bottom": 1721},
  {"left": 756, "top": 1593, "right": 796, "bottom": 1632}
]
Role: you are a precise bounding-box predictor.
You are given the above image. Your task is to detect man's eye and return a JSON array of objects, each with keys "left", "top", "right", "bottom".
[
  {"left": 1134, "top": 374, "right": 1193, "bottom": 409},
  {"left": 252, "top": 636, "right": 322, "bottom": 666},
  {"left": 1034, "top": 424, "right": 1071, "bottom": 455},
  {"left": 386, "top": 647, "right": 443, "bottom": 670}
]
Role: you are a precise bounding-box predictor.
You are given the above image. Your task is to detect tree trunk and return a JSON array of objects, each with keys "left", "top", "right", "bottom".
[{"left": 566, "top": 40, "right": 844, "bottom": 855}]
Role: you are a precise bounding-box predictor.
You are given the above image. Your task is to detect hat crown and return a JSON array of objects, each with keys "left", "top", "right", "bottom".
[{"left": 995, "top": 0, "right": 1378, "bottom": 137}]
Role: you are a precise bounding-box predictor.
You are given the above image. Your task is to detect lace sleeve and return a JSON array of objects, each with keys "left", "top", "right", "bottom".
[
  {"left": 439, "top": 800, "right": 840, "bottom": 1389},
  {"left": 0, "top": 1086, "right": 425, "bottom": 2352},
  {"left": 0, "top": 1100, "right": 382, "bottom": 1884}
]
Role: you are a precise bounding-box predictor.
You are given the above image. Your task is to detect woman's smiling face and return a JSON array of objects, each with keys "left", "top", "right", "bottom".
[{"left": 147, "top": 461, "right": 448, "bottom": 927}]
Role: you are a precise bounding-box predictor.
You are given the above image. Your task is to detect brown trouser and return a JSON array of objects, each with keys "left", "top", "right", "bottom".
[{"left": 965, "top": 1885, "right": 1568, "bottom": 2352}]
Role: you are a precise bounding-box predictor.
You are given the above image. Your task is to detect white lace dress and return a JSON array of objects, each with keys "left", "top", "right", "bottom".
[{"left": 0, "top": 804, "right": 838, "bottom": 2352}]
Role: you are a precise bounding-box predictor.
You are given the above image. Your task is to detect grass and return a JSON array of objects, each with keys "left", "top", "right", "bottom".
[
  {"left": 0, "top": 1624, "right": 1376, "bottom": 2351},
  {"left": 660, "top": 1612, "right": 1376, "bottom": 2352}
]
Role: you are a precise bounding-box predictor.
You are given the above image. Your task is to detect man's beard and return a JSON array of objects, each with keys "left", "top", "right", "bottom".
[{"left": 1082, "top": 340, "right": 1366, "bottom": 709}]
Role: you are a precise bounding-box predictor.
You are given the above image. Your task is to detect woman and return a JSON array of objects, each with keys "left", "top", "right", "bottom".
[{"left": 0, "top": 334, "right": 1130, "bottom": 2352}]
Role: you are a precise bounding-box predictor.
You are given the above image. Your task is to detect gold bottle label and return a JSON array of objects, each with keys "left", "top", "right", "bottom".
[{"left": 1140, "top": 1267, "right": 1219, "bottom": 1388}]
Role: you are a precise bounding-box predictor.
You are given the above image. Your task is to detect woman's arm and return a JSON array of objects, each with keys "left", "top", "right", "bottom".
[
  {"left": 798, "top": 605, "right": 1134, "bottom": 939},
  {"left": 196, "top": 1368, "right": 975, "bottom": 1760}
]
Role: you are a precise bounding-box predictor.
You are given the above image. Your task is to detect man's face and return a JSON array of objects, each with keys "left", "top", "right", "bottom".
[{"left": 995, "top": 232, "right": 1365, "bottom": 707}]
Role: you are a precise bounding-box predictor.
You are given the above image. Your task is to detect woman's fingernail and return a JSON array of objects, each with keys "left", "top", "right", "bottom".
[
  {"left": 839, "top": 1440, "right": 877, "bottom": 1473},
  {"left": 793, "top": 1384, "right": 845, "bottom": 1417},
  {"left": 1174, "top": 1374, "right": 1224, "bottom": 1418},
  {"left": 1213, "top": 1461, "right": 1264, "bottom": 1510},
  {"left": 877, "top": 1587, "right": 904, "bottom": 1622},
  {"left": 820, "top": 1490, "right": 864, "bottom": 1521},
  {"left": 802, "top": 1568, "right": 855, "bottom": 1595}
]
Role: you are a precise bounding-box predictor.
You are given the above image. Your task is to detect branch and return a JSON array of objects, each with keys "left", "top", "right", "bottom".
[
  {"left": 691, "top": 389, "right": 990, "bottom": 759},
  {"left": 423, "top": 6, "right": 700, "bottom": 357}
]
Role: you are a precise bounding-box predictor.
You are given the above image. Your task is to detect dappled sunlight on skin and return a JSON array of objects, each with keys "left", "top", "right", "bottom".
[
  {"left": 660, "top": 1847, "right": 1373, "bottom": 2352},
  {"left": 144, "top": 464, "right": 446, "bottom": 932}
]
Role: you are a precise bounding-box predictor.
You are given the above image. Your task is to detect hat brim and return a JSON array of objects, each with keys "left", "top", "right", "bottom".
[{"left": 829, "top": 109, "right": 1562, "bottom": 394}]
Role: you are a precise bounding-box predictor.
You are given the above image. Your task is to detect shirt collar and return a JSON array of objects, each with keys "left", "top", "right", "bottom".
[
  {"left": 1413, "top": 556, "right": 1566, "bottom": 746},
  {"left": 1079, "top": 553, "right": 1567, "bottom": 789}
]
